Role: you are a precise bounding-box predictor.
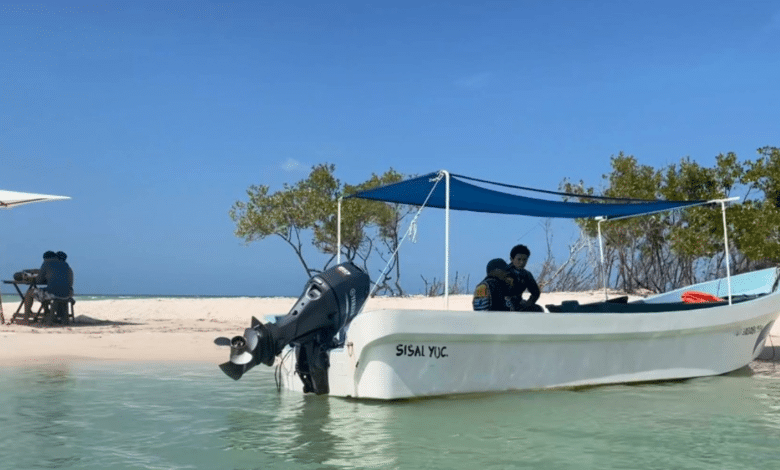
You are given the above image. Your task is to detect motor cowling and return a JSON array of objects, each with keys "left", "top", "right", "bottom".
[{"left": 217, "top": 262, "right": 370, "bottom": 394}]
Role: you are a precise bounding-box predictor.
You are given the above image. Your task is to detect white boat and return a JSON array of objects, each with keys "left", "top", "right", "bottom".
[
  {"left": 218, "top": 170, "right": 780, "bottom": 400},
  {"left": 277, "top": 267, "right": 779, "bottom": 400}
]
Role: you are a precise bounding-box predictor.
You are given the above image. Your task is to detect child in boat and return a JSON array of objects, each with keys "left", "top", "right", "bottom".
[{"left": 506, "top": 244, "right": 543, "bottom": 312}]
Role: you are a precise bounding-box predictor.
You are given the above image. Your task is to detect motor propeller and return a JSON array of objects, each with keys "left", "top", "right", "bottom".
[
  {"left": 215, "top": 262, "right": 370, "bottom": 393},
  {"left": 228, "top": 328, "right": 256, "bottom": 365}
]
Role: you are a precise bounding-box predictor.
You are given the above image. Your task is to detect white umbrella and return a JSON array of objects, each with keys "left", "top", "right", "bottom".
[
  {"left": 1, "top": 189, "right": 70, "bottom": 323},
  {"left": 0, "top": 189, "right": 70, "bottom": 209}
]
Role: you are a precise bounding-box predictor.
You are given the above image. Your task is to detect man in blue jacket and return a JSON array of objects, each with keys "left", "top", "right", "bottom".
[{"left": 24, "top": 250, "right": 74, "bottom": 321}]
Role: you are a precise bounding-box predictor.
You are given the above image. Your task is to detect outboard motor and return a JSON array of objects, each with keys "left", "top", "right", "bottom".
[{"left": 215, "top": 262, "right": 370, "bottom": 395}]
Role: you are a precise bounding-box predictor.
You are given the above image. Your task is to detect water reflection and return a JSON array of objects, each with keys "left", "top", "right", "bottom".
[
  {"left": 221, "top": 380, "right": 400, "bottom": 469},
  {"left": 222, "top": 389, "right": 342, "bottom": 468},
  {"left": 325, "top": 400, "right": 397, "bottom": 468},
  {"left": 9, "top": 363, "right": 83, "bottom": 469},
  {"left": 748, "top": 361, "right": 780, "bottom": 433},
  {"left": 751, "top": 359, "right": 780, "bottom": 378},
  {"left": 218, "top": 364, "right": 780, "bottom": 469},
  {"left": 4, "top": 362, "right": 780, "bottom": 470}
]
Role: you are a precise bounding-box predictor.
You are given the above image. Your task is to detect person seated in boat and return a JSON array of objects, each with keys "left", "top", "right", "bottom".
[
  {"left": 506, "top": 244, "right": 543, "bottom": 312},
  {"left": 473, "top": 258, "right": 515, "bottom": 311}
]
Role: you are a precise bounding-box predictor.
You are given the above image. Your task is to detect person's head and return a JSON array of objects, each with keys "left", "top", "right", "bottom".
[
  {"left": 56, "top": 251, "right": 67, "bottom": 261},
  {"left": 485, "top": 258, "right": 507, "bottom": 275},
  {"left": 510, "top": 244, "right": 530, "bottom": 270},
  {"left": 43, "top": 251, "right": 57, "bottom": 260}
]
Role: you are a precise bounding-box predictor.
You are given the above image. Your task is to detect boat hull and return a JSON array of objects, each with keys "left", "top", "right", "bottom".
[{"left": 278, "top": 269, "right": 780, "bottom": 400}]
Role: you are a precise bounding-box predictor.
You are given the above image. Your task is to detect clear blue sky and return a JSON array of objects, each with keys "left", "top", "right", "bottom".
[{"left": 1, "top": 0, "right": 778, "bottom": 296}]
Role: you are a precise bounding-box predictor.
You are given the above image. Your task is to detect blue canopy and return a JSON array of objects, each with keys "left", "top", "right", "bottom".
[{"left": 346, "top": 171, "right": 707, "bottom": 219}]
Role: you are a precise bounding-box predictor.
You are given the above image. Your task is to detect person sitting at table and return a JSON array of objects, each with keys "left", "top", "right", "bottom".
[
  {"left": 55, "top": 251, "right": 75, "bottom": 297},
  {"left": 23, "top": 250, "right": 74, "bottom": 320}
]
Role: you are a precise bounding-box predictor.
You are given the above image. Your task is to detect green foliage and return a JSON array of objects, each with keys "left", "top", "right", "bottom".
[
  {"left": 342, "top": 170, "right": 414, "bottom": 296},
  {"left": 560, "top": 147, "right": 780, "bottom": 293},
  {"left": 731, "top": 146, "right": 780, "bottom": 262},
  {"left": 229, "top": 163, "right": 340, "bottom": 276},
  {"left": 229, "top": 163, "right": 412, "bottom": 293}
]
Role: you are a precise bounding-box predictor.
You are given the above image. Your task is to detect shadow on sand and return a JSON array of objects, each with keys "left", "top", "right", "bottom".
[{"left": 23, "top": 315, "right": 143, "bottom": 328}]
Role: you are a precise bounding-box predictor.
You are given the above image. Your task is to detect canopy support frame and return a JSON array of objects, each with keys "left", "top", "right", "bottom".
[
  {"left": 337, "top": 197, "right": 342, "bottom": 265},
  {"left": 444, "top": 170, "right": 450, "bottom": 309},
  {"left": 596, "top": 197, "right": 738, "bottom": 304},
  {"left": 596, "top": 217, "right": 607, "bottom": 301},
  {"left": 720, "top": 199, "right": 734, "bottom": 304},
  {"left": 340, "top": 170, "right": 738, "bottom": 310}
]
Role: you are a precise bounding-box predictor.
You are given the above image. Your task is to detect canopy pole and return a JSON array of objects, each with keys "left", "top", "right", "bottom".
[
  {"left": 596, "top": 217, "right": 607, "bottom": 301},
  {"left": 707, "top": 197, "right": 739, "bottom": 304},
  {"left": 443, "top": 170, "right": 450, "bottom": 309},
  {"left": 720, "top": 200, "right": 732, "bottom": 305},
  {"left": 595, "top": 197, "right": 738, "bottom": 303},
  {"left": 337, "top": 197, "right": 342, "bottom": 265}
]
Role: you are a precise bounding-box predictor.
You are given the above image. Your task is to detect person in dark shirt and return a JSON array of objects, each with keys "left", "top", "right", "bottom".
[
  {"left": 24, "top": 250, "right": 74, "bottom": 317},
  {"left": 506, "top": 244, "right": 543, "bottom": 312},
  {"left": 473, "top": 258, "right": 515, "bottom": 311},
  {"left": 53, "top": 251, "right": 75, "bottom": 297}
]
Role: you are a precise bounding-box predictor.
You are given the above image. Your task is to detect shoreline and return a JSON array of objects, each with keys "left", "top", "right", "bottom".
[{"left": 2, "top": 292, "right": 779, "bottom": 366}]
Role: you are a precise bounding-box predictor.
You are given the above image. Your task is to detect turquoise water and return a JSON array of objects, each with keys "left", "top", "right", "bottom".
[
  {"left": 68, "top": 294, "right": 277, "bottom": 301},
  {"left": 0, "top": 294, "right": 279, "bottom": 302},
  {"left": 1, "top": 362, "right": 780, "bottom": 470}
]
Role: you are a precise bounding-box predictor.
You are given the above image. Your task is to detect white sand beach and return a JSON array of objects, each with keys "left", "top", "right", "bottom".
[{"left": 2, "top": 292, "right": 779, "bottom": 366}]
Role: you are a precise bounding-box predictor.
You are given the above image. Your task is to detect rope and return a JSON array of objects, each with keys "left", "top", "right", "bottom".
[
  {"left": 365, "top": 172, "right": 444, "bottom": 302},
  {"left": 274, "top": 347, "right": 294, "bottom": 392},
  {"left": 450, "top": 172, "right": 668, "bottom": 202}
]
